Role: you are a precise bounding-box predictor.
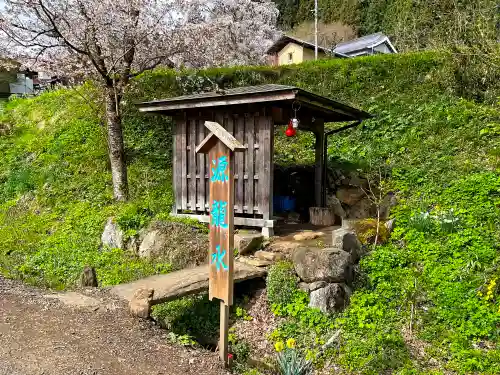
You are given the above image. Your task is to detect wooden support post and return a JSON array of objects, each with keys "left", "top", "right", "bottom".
[
  {"left": 219, "top": 301, "right": 229, "bottom": 366},
  {"left": 196, "top": 121, "right": 245, "bottom": 368},
  {"left": 314, "top": 121, "right": 325, "bottom": 207}
]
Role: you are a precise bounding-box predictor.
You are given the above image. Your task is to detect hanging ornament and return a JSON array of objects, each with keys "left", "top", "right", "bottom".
[
  {"left": 285, "top": 120, "right": 296, "bottom": 137},
  {"left": 285, "top": 101, "right": 301, "bottom": 137}
]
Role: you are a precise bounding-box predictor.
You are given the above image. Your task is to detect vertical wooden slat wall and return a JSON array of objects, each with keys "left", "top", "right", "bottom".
[
  {"left": 173, "top": 115, "right": 182, "bottom": 212},
  {"left": 174, "top": 110, "right": 273, "bottom": 223},
  {"left": 179, "top": 115, "right": 188, "bottom": 211},
  {"left": 244, "top": 114, "right": 255, "bottom": 215},
  {"left": 188, "top": 118, "right": 197, "bottom": 211},
  {"left": 235, "top": 115, "right": 245, "bottom": 214},
  {"left": 258, "top": 112, "right": 273, "bottom": 220},
  {"left": 197, "top": 118, "right": 206, "bottom": 212}
]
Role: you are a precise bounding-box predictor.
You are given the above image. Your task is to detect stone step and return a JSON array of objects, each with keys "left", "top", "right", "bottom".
[
  {"left": 109, "top": 261, "right": 266, "bottom": 306},
  {"left": 237, "top": 256, "right": 273, "bottom": 267}
]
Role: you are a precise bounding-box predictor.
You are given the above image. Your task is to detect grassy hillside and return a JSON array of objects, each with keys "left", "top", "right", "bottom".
[{"left": 0, "top": 51, "right": 499, "bottom": 373}]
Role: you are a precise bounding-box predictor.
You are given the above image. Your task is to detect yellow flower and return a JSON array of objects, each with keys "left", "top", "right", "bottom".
[
  {"left": 274, "top": 341, "right": 285, "bottom": 352},
  {"left": 286, "top": 338, "right": 296, "bottom": 349}
]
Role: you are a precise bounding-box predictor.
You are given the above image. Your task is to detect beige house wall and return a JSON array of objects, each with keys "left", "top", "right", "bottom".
[
  {"left": 277, "top": 43, "right": 304, "bottom": 65},
  {"left": 302, "top": 48, "right": 326, "bottom": 62},
  {"left": 276, "top": 42, "right": 327, "bottom": 65}
]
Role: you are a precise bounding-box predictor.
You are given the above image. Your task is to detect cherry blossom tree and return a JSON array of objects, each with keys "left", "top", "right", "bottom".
[{"left": 0, "top": 0, "right": 279, "bottom": 201}]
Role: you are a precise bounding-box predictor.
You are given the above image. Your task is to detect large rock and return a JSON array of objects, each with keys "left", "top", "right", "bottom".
[
  {"left": 101, "top": 218, "right": 124, "bottom": 249},
  {"left": 309, "top": 280, "right": 328, "bottom": 291},
  {"left": 238, "top": 257, "right": 272, "bottom": 267},
  {"left": 80, "top": 266, "right": 98, "bottom": 287},
  {"left": 234, "top": 232, "right": 264, "bottom": 255},
  {"left": 345, "top": 196, "right": 376, "bottom": 219},
  {"left": 255, "top": 250, "right": 284, "bottom": 262},
  {"left": 344, "top": 172, "right": 366, "bottom": 188},
  {"left": 138, "top": 229, "right": 167, "bottom": 258},
  {"left": 336, "top": 187, "right": 365, "bottom": 206},
  {"left": 326, "top": 196, "right": 346, "bottom": 218},
  {"left": 309, "top": 284, "right": 346, "bottom": 313},
  {"left": 137, "top": 222, "right": 207, "bottom": 268},
  {"left": 385, "top": 218, "right": 395, "bottom": 233},
  {"left": 380, "top": 194, "right": 398, "bottom": 219},
  {"left": 293, "top": 231, "right": 324, "bottom": 241},
  {"left": 331, "top": 228, "right": 362, "bottom": 262},
  {"left": 292, "top": 247, "right": 353, "bottom": 283},
  {"left": 126, "top": 235, "right": 140, "bottom": 254}
]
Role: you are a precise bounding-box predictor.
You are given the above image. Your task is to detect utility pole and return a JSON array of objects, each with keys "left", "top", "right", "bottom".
[{"left": 314, "top": 0, "right": 318, "bottom": 60}]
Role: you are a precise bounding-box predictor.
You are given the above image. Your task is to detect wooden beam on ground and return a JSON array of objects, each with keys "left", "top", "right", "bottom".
[{"left": 109, "top": 262, "right": 267, "bottom": 306}]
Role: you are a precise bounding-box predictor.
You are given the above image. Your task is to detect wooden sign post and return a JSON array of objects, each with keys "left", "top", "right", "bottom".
[{"left": 196, "top": 121, "right": 245, "bottom": 367}]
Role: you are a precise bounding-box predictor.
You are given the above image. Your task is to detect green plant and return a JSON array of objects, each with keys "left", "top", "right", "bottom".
[
  {"left": 267, "top": 261, "right": 298, "bottom": 306},
  {"left": 166, "top": 332, "right": 197, "bottom": 347},
  {"left": 408, "top": 212, "right": 434, "bottom": 233},
  {"left": 235, "top": 306, "right": 253, "bottom": 321},
  {"left": 352, "top": 218, "right": 391, "bottom": 245},
  {"left": 151, "top": 294, "right": 219, "bottom": 345},
  {"left": 240, "top": 370, "right": 263, "bottom": 375},
  {"left": 433, "top": 208, "right": 460, "bottom": 234},
  {"left": 115, "top": 203, "right": 153, "bottom": 236},
  {"left": 231, "top": 339, "right": 251, "bottom": 363}
]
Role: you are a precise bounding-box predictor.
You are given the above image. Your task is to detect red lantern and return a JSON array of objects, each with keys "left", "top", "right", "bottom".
[{"left": 285, "top": 120, "right": 296, "bottom": 137}]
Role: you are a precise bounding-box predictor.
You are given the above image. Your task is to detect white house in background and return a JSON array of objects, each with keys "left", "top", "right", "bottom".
[
  {"left": 266, "top": 35, "right": 344, "bottom": 66},
  {"left": 267, "top": 32, "right": 397, "bottom": 66},
  {"left": 9, "top": 72, "right": 35, "bottom": 96},
  {"left": 333, "top": 32, "right": 397, "bottom": 57}
]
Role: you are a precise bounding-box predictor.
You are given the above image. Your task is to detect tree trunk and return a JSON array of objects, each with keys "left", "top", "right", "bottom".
[
  {"left": 105, "top": 87, "right": 128, "bottom": 201},
  {"left": 309, "top": 207, "right": 337, "bottom": 226}
]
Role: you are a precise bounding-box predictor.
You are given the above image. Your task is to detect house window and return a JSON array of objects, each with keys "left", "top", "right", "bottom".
[{"left": 287, "top": 52, "right": 293, "bottom": 64}]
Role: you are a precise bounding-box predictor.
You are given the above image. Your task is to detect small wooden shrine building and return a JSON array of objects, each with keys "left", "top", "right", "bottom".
[{"left": 137, "top": 84, "right": 371, "bottom": 236}]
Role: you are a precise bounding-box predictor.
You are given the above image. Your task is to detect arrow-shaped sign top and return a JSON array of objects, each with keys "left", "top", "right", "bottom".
[{"left": 195, "top": 121, "right": 246, "bottom": 154}]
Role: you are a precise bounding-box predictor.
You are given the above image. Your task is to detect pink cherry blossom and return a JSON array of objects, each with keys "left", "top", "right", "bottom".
[{"left": 0, "top": 0, "right": 280, "bottom": 200}]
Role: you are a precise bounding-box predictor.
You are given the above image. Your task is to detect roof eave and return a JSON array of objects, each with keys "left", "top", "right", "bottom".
[
  {"left": 295, "top": 90, "right": 372, "bottom": 121},
  {"left": 136, "top": 87, "right": 373, "bottom": 122},
  {"left": 266, "top": 35, "right": 329, "bottom": 54},
  {"left": 137, "top": 90, "right": 299, "bottom": 113},
  {"left": 366, "top": 37, "right": 397, "bottom": 53}
]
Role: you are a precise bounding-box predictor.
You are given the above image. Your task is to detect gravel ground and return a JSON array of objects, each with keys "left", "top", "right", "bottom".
[
  {"left": 0, "top": 276, "right": 228, "bottom": 375},
  {"left": 232, "top": 289, "right": 280, "bottom": 361}
]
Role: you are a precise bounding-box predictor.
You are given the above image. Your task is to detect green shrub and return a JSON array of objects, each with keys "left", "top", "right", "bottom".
[
  {"left": 151, "top": 294, "right": 220, "bottom": 345},
  {"left": 267, "top": 261, "right": 298, "bottom": 306},
  {"left": 352, "top": 218, "right": 391, "bottom": 245}
]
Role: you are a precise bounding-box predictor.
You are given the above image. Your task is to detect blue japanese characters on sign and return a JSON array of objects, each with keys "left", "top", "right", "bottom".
[
  {"left": 211, "top": 245, "right": 228, "bottom": 271},
  {"left": 211, "top": 156, "right": 229, "bottom": 183},
  {"left": 211, "top": 200, "right": 228, "bottom": 229},
  {"left": 210, "top": 153, "right": 230, "bottom": 275}
]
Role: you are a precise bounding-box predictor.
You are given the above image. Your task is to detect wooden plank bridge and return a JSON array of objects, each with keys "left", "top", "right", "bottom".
[{"left": 110, "top": 261, "right": 266, "bottom": 306}]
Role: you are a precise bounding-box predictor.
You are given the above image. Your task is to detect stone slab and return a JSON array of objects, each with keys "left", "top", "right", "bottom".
[
  {"left": 110, "top": 262, "right": 267, "bottom": 306},
  {"left": 44, "top": 292, "right": 110, "bottom": 310}
]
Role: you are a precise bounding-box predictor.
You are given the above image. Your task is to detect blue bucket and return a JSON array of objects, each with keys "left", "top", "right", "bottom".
[{"left": 274, "top": 195, "right": 296, "bottom": 213}]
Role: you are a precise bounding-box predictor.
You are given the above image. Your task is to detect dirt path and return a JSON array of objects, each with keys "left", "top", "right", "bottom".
[{"left": 0, "top": 277, "right": 228, "bottom": 375}]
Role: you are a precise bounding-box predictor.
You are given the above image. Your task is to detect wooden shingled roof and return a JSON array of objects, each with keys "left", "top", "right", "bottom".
[{"left": 136, "top": 84, "right": 372, "bottom": 123}]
